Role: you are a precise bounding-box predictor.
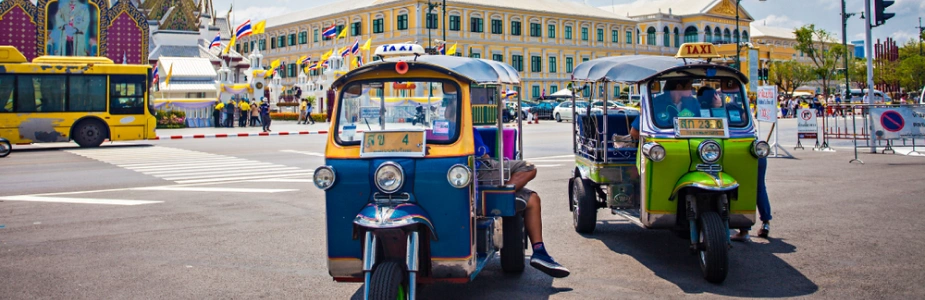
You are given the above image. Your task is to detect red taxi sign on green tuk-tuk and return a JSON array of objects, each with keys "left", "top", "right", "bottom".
[{"left": 675, "top": 43, "right": 721, "bottom": 59}]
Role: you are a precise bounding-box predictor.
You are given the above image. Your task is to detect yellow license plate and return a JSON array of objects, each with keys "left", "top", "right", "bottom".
[
  {"left": 360, "top": 131, "right": 426, "bottom": 157},
  {"left": 674, "top": 118, "right": 729, "bottom": 138}
]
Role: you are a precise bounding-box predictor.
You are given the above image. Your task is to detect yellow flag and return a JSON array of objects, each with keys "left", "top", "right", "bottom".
[
  {"left": 303, "top": 65, "right": 310, "bottom": 74},
  {"left": 320, "top": 49, "right": 333, "bottom": 61},
  {"left": 252, "top": 20, "right": 267, "bottom": 34},
  {"left": 298, "top": 55, "right": 307, "bottom": 65},
  {"left": 446, "top": 42, "right": 457, "bottom": 56},
  {"left": 270, "top": 59, "right": 281, "bottom": 70},
  {"left": 164, "top": 63, "right": 174, "bottom": 86},
  {"left": 359, "top": 38, "right": 372, "bottom": 51},
  {"left": 223, "top": 34, "right": 236, "bottom": 55},
  {"left": 336, "top": 27, "right": 348, "bottom": 39}
]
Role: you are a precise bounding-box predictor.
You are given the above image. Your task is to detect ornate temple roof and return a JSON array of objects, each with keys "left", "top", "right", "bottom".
[{"left": 143, "top": 0, "right": 200, "bottom": 31}]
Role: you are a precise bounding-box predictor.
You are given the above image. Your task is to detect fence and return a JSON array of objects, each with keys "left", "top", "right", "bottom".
[{"left": 819, "top": 103, "right": 925, "bottom": 162}]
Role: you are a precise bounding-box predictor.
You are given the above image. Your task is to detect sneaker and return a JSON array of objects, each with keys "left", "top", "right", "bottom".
[
  {"left": 530, "top": 252, "right": 570, "bottom": 278},
  {"left": 730, "top": 230, "right": 750, "bottom": 242},
  {"left": 757, "top": 222, "right": 770, "bottom": 238}
]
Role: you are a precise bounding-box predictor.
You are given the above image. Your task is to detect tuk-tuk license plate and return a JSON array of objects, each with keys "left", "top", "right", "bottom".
[
  {"left": 360, "top": 131, "right": 426, "bottom": 157},
  {"left": 674, "top": 117, "right": 729, "bottom": 138}
]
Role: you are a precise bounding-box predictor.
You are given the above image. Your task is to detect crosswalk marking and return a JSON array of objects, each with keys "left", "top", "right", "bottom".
[
  {"left": 133, "top": 187, "right": 298, "bottom": 193},
  {"left": 0, "top": 195, "right": 163, "bottom": 206},
  {"left": 67, "top": 146, "right": 311, "bottom": 184}
]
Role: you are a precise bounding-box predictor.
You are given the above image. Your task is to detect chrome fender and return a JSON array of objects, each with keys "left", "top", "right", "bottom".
[
  {"left": 353, "top": 203, "right": 438, "bottom": 241},
  {"left": 669, "top": 171, "right": 739, "bottom": 200}
]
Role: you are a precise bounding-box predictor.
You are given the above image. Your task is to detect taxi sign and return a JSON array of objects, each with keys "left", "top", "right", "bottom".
[
  {"left": 674, "top": 117, "right": 729, "bottom": 138},
  {"left": 374, "top": 44, "right": 426, "bottom": 57},
  {"left": 360, "top": 130, "right": 426, "bottom": 157},
  {"left": 676, "top": 42, "right": 721, "bottom": 59}
]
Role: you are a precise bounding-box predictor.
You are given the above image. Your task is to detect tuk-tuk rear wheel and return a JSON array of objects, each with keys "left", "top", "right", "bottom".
[
  {"left": 572, "top": 178, "right": 597, "bottom": 234},
  {"left": 698, "top": 211, "right": 729, "bottom": 284},
  {"left": 500, "top": 214, "right": 525, "bottom": 273},
  {"left": 0, "top": 139, "right": 11, "bottom": 158},
  {"left": 369, "top": 260, "right": 408, "bottom": 300}
]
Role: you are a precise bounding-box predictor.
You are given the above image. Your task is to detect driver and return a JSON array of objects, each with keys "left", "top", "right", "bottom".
[{"left": 629, "top": 79, "right": 699, "bottom": 139}]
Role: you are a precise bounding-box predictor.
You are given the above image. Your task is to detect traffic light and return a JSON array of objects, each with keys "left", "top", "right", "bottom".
[
  {"left": 762, "top": 68, "right": 769, "bottom": 81},
  {"left": 874, "top": 0, "right": 895, "bottom": 26}
]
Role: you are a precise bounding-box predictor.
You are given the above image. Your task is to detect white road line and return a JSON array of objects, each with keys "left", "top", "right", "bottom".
[
  {"left": 280, "top": 150, "right": 325, "bottom": 157},
  {"left": 175, "top": 173, "right": 311, "bottom": 184},
  {"left": 133, "top": 187, "right": 298, "bottom": 193},
  {"left": 142, "top": 164, "right": 282, "bottom": 174},
  {"left": 157, "top": 168, "right": 302, "bottom": 180},
  {"left": 128, "top": 160, "right": 258, "bottom": 171},
  {"left": 117, "top": 157, "right": 233, "bottom": 167},
  {"left": 525, "top": 154, "right": 574, "bottom": 160},
  {"left": 248, "top": 178, "right": 313, "bottom": 183},
  {"left": 0, "top": 195, "right": 162, "bottom": 206},
  {"left": 533, "top": 164, "right": 562, "bottom": 167}
]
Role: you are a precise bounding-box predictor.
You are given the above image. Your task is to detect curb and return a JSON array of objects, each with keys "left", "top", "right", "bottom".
[{"left": 156, "top": 130, "right": 329, "bottom": 140}]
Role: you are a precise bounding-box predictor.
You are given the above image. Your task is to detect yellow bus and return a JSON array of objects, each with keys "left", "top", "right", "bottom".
[{"left": 0, "top": 46, "right": 156, "bottom": 148}]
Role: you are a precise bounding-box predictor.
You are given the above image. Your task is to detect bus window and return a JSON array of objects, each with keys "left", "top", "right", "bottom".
[
  {"left": 68, "top": 76, "right": 107, "bottom": 112},
  {"left": 17, "top": 75, "right": 67, "bottom": 112},
  {"left": 0, "top": 75, "right": 12, "bottom": 112},
  {"left": 110, "top": 75, "right": 146, "bottom": 115}
]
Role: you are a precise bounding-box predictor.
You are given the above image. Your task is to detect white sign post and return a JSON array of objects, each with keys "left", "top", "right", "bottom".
[
  {"left": 796, "top": 108, "right": 819, "bottom": 150},
  {"left": 756, "top": 86, "right": 791, "bottom": 157}
]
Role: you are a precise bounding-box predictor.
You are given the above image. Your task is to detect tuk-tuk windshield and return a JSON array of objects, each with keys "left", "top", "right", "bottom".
[
  {"left": 647, "top": 78, "right": 750, "bottom": 129},
  {"left": 335, "top": 80, "right": 461, "bottom": 145}
]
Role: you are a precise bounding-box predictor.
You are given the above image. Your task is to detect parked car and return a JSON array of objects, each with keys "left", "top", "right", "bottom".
[
  {"left": 530, "top": 100, "right": 558, "bottom": 120},
  {"left": 552, "top": 101, "right": 589, "bottom": 122}
]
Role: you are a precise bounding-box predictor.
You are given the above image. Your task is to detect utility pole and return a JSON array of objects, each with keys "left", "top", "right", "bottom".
[
  {"left": 735, "top": 0, "right": 741, "bottom": 71},
  {"left": 865, "top": 0, "right": 876, "bottom": 153},
  {"left": 442, "top": 0, "right": 447, "bottom": 45},
  {"left": 917, "top": 17, "right": 924, "bottom": 56},
  {"left": 842, "top": 0, "right": 854, "bottom": 101}
]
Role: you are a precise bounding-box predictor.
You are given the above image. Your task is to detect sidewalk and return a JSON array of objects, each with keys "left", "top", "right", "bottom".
[{"left": 155, "top": 120, "right": 332, "bottom": 139}]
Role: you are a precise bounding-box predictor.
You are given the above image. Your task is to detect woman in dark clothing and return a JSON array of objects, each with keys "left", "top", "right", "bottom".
[{"left": 260, "top": 100, "right": 271, "bottom": 132}]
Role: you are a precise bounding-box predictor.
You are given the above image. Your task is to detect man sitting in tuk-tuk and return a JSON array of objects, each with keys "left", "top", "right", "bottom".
[{"left": 629, "top": 78, "right": 698, "bottom": 139}]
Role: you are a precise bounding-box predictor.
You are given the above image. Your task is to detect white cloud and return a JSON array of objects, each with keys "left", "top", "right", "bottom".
[
  {"left": 890, "top": 30, "right": 919, "bottom": 44},
  {"left": 755, "top": 15, "right": 805, "bottom": 28},
  {"left": 232, "top": 6, "right": 290, "bottom": 23}
]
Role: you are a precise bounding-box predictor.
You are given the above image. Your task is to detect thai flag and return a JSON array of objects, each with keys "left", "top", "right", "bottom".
[
  {"left": 350, "top": 38, "right": 360, "bottom": 55},
  {"left": 322, "top": 25, "right": 337, "bottom": 38},
  {"left": 301, "top": 55, "right": 311, "bottom": 65},
  {"left": 235, "top": 20, "right": 253, "bottom": 40},
  {"left": 340, "top": 46, "right": 351, "bottom": 58},
  {"left": 356, "top": 55, "right": 364, "bottom": 67},
  {"left": 209, "top": 33, "right": 221, "bottom": 50},
  {"left": 152, "top": 64, "right": 159, "bottom": 85},
  {"left": 436, "top": 43, "right": 445, "bottom": 55}
]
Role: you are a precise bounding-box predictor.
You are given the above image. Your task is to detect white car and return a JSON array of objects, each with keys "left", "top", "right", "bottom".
[{"left": 553, "top": 101, "right": 588, "bottom": 122}]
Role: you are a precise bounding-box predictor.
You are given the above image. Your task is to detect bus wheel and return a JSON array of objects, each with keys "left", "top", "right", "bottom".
[
  {"left": 74, "top": 120, "right": 107, "bottom": 148},
  {"left": 0, "top": 139, "right": 11, "bottom": 157}
]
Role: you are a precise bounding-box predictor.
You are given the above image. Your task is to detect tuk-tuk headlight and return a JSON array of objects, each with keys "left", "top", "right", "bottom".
[
  {"left": 313, "top": 166, "right": 336, "bottom": 190},
  {"left": 698, "top": 140, "right": 722, "bottom": 164},
  {"left": 642, "top": 142, "right": 666, "bottom": 162},
  {"left": 375, "top": 162, "right": 404, "bottom": 193},
  {"left": 753, "top": 141, "right": 771, "bottom": 158},
  {"left": 447, "top": 164, "right": 471, "bottom": 188}
]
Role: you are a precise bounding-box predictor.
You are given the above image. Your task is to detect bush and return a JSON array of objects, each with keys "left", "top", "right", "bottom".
[
  {"left": 155, "top": 109, "right": 187, "bottom": 129},
  {"left": 270, "top": 112, "right": 328, "bottom": 121}
]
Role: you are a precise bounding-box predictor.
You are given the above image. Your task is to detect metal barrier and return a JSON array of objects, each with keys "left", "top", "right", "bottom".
[{"left": 820, "top": 103, "right": 925, "bottom": 163}]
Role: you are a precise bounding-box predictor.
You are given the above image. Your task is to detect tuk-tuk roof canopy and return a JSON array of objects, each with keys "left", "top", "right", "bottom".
[
  {"left": 571, "top": 55, "right": 748, "bottom": 84},
  {"left": 334, "top": 55, "right": 521, "bottom": 87}
]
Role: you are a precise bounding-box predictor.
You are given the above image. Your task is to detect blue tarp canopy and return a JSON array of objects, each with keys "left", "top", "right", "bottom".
[
  {"left": 571, "top": 55, "right": 748, "bottom": 84},
  {"left": 334, "top": 55, "right": 521, "bottom": 87}
]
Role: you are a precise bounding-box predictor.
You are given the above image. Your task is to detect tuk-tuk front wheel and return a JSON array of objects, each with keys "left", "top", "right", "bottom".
[
  {"left": 0, "top": 139, "right": 11, "bottom": 158},
  {"left": 698, "top": 211, "right": 729, "bottom": 284},
  {"left": 500, "top": 214, "right": 525, "bottom": 273},
  {"left": 369, "top": 260, "right": 408, "bottom": 300},
  {"left": 572, "top": 178, "right": 597, "bottom": 234}
]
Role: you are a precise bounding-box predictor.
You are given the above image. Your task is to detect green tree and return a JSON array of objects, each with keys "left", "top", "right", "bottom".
[
  {"left": 897, "top": 56, "right": 925, "bottom": 92},
  {"left": 794, "top": 25, "right": 845, "bottom": 98},
  {"left": 768, "top": 60, "right": 814, "bottom": 96}
]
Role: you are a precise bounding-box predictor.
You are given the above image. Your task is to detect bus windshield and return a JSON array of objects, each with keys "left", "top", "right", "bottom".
[
  {"left": 647, "top": 78, "right": 750, "bottom": 129},
  {"left": 335, "top": 80, "right": 461, "bottom": 145}
]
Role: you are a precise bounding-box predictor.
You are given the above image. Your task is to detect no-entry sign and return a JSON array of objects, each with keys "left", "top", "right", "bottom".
[{"left": 797, "top": 108, "right": 817, "bottom": 139}]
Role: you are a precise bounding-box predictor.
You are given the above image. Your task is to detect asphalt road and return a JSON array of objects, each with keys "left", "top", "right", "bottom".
[{"left": 1, "top": 121, "right": 924, "bottom": 299}]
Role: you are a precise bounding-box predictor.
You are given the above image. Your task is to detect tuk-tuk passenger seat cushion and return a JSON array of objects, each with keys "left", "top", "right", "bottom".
[
  {"left": 576, "top": 114, "right": 638, "bottom": 161},
  {"left": 474, "top": 127, "right": 518, "bottom": 160}
]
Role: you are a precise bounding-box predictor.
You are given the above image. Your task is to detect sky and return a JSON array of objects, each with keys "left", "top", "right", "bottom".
[{"left": 214, "top": 0, "right": 924, "bottom": 46}]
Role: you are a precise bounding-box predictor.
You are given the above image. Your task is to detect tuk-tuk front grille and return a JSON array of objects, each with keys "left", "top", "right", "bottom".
[
  {"left": 696, "top": 164, "right": 722, "bottom": 173},
  {"left": 373, "top": 192, "right": 411, "bottom": 204}
]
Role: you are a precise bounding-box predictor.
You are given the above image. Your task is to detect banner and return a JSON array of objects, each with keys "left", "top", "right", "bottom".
[
  {"left": 756, "top": 86, "right": 778, "bottom": 123},
  {"left": 870, "top": 107, "right": 925, "bottom": 139},
  {"left": 220, "top": 83, "right": 254, "bottom": 94},
  {"left": 796, "top": 108, "right": 818, "bottom": 139}
]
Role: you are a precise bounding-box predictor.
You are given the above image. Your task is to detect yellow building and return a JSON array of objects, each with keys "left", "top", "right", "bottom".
[{"left": 237, "top": 0, "right": 849, "bottom": 99}]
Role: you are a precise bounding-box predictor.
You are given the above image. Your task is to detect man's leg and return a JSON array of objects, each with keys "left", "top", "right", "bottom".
[{"left": 524, "top": 191, "right": 543, "bottom": 244}]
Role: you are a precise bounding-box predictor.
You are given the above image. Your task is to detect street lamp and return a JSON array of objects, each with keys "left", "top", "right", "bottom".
[
  {"left": 734, "top": 0, "right": 766, "bottom": 71},
  {"left": 842, "top": 0, "right": 859, "bottom": 101}
]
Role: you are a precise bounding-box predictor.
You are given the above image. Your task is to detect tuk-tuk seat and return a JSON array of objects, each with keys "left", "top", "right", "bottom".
[
  {"left": 475, "top": 127, "right": 518, "bottom": 160},
  {"left": 576, "top": 113, "right": 638, "bottom": 162}
]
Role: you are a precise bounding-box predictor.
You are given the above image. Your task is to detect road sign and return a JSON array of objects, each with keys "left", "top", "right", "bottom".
[
  {"left": 880, "top": 110, "right": 904, "bottom": 132},
  {"left": 797, "top": 108, "right": 818, "bottom": 139},
  {"left": 756, "top": 86, "right": 778, "bottom": 123},
  {"left": 870, "top": 107, "right": 925, "bottom": 139}
]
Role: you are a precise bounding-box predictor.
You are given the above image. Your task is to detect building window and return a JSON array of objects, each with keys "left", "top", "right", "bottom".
[
  {"left": 511, "top": 55, "right": 523, "bottom": 71},
  {"left": 313, "top": 29, "right": 319, "bottom": 42},
  {"left": 613, "top": 86, "right": 620, "bottom": 98},
  {"left": 685, "top": 26, "right": 699, "bottom": 43},
  {"left": 673, "top": 28, "right": 680, "bottom": 47},
  {"left": 646, "top": 27, "right": 656, "bottom": 45},
  {"left": 259, "top": 39, "right": 266, "bottom": 50},
  {"left": 582, "top": 86, "right": 590, "bottom": 98},
  {"left": 270, "top": 37, "right": 276, "bottom": 49},
  {"left": 548, "top": 56, "right": 556, "bottom": 73},
  {"left": 470, "top": 17, "right": 483, "bottom": 33},
  {"left": 582, "top": 57, "right": 589, "bottom": 62},
  {"left": 469, "top": 52, "right": 480, "bottom": 59},
  {"left": 351, "top": 22, "right": 362, "bottom": 36},
  {"left": 597, "top": 28, "right": 604, "bottom": 42},
  {"left": 581, "top": 27, "right": 588, "bottom": 41},
  {"left": 742, "top": 31, "right": 749, "bottom": 42},
  {"left": 491, "top": 19, "right": 503, "bottom": 34},
  {"left": 530, "top": 56, "right": 541, "bottom": 72},
  {"left": 625, "top": 31, "right": 632, "bottom": 44},
  {"left": 288, "top": 63, "right": 296, "bottom": 78},
  {"left": 529, "top": 23, "right": 541, "bottom": 37},
  {"left": 426, "top": 13, "right": 438, "bottom": 29},
  {"left": 723, "top": 28, "right": 731, "bottom": 43},
  {"left": 278, "top": 36, "right": 286, "bottom": 48},
  {"left": 235, "top": 44, "right": 240, "bottom": 53},
  {"left": 511, "top": 21, "right": 521, "bottom": 36},
  {"left": 288, "top": 34, "right": 296, "bottom": 47},
  {"left": 714, "top": 27, "right": 722, "bottom": 42},
  {"left": 565, "top": 57, "right": 573, "bottom": 73},
  {"left": 532, "top": 86, "right": 540, "bottom": 99},
  {"left": 637, "top": 29, "right": 641, "bottom": 44},
  {"left": 704, "top": 26, "right": 712, "bottom": 43},
  {"left": 492, "top": 54, "right": 503, "bottom": 62},
  {"left": 663, "top": 27, "right": 670, "bottom": 47},
  {"left": 298, "top": 31, "right": 307, "bottom": 44},
  {"left": 373, "top": 18, "right": 384, "bottom": 33},
  {"left": 565, "top": 26, "right": 572, "bottom": 40},
  {"left": 612, "top": 30, "right": 619, "bottom": 43},
  {"left": 449, "top": 15, "right": 461, "bottom": 31},
  {"left": 548, "top": 24, "right": 556, "bottom": 38},
  {"left": 250, "top": 41, "right": 255, "bottom": 51},
  {"left": 397, "top": 14, "right": 409, "bottom": 30},
  {"left": 550, "top": 85, "right": 558, "bottom": 94}
]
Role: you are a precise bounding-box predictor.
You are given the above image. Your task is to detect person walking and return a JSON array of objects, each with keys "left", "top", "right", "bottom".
[
  {"left": 212, "top": 101, "right": 223, "bottom": 128},
  {"left": 224, "top": 100, "right": 236, "bottom": 128},
  {"left": 298, "top": 100, "right": 308, "bottom": 124},
  {"left": 260, "top": 99, "right": 271, "bottom": 132},
  {"left": 305, "top": 100, "right": 315, "bottom": 124},
  {"left": 249, "top": 101, "right": 260, "bottom": 127},
  {"left": 732, "top": 156, "right": 772, "bottom": 241},
  {"left": 239, "top": 100, "right": 250, "bottom": 127}
]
